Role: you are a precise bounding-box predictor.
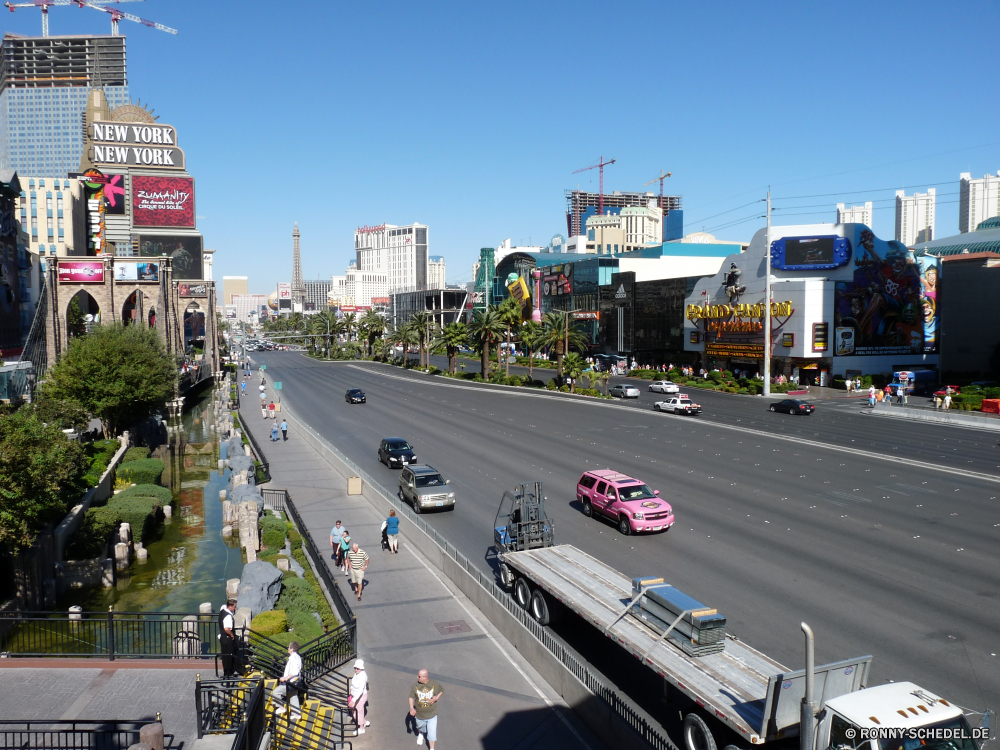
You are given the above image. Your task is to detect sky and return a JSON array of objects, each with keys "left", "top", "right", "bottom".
[{"left": 6, "top": 1, "right": 1000, "bottom": 293}]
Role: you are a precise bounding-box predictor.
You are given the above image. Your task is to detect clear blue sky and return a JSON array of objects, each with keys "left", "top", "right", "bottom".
[{"left": 7, "top": 1, "right": 999, "bottom": 293}]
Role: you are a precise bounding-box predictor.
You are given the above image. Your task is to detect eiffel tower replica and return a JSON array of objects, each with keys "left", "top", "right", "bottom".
[{"left": 291, "top": 222, "right": 306, "bottom": 309}]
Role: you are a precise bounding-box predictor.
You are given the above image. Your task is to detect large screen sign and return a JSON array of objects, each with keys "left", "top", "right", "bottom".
[
  {"left": 138, "top": 235, "right": 204, "bottom": 280},
  {"left": 771, "top": 235, "right": 851, "bottom": 271},
  {"left": 115, "top": 261, "right": 159, "bottom": 282},
  {"left": 58, "top": 261, "right": 104, "bottom": 283},
  {"left": 833, "top": 231, "right": 939, "bottom": 356},
  {"left": 132, "top": 176, "right": 195, "bottom": 228}
]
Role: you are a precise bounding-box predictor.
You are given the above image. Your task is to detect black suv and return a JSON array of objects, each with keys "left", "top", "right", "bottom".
[
  {"left": 346, "top": 388, "right": 366, "bottom": 404},
  {"left": 378, "top": 437, "right": 417, "bottom": 468}
]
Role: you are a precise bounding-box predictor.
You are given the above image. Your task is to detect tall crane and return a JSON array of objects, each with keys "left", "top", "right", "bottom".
[
  {"left": 4, "top": 0, "right": 177, "bottom": 37},
  {"left": 643, "top": 169, "right": 672, "bottom": 238},
  {"left": 573, "top": 155, "right": 616, "bottom": 218}
]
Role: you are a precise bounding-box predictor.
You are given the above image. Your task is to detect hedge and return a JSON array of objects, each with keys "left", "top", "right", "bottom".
[
  {"left": 83, "top": 439, "right": 119, "bottom": 487},
  {"left": 116, "top": 458, "right": 164, "bottom": 486},
  {"left": 260, "top": 515, "right": 287, "bottom": 551},
  {"left": 65, "top": 505, "right": 120, "bottom": 558},
  {"left": 122, "top": 446, "right": 150, "bottom": 462},
  {"left": 106, "top": 495, "right": 162, "bottom": 543},
  {"left": 115, "top": 483, "right": 172, "bottom": 504},
  {"left": 277, "top": 576, "right": 319, "bottom": 614},
  {"left": 251, "top": 610, "right": 287, "bottom": 637}
]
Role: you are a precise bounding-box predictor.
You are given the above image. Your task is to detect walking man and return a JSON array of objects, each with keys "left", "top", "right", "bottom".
[
  {"left": 280, "top": 419, "right": 288, "bottom": 441},
  {"left": 270, "top": 420, "right": 279, "bottom": 442},
  {"left": 330, "top": 520, "right": 345, "bottom": 565},
  {"left": 347, "top": 542, "right": 369, "bottom": 602},
  {"left": 268, "top": 401, "right": 276, "bottom": 419},
  {"left": 218, "top": 599, "right": 237, "bottom": 677},
  {"left": 261, "top": 399, "right": 268, "bottom": 420},
  {"left": 944, "top": 392, "right": 953, "bottom": 410},
  {"left": 408, "top": 669, "right": 443, "bottom": 748},
  {"left": 273, "top": 642, "right": 303, "bottom": 721}
]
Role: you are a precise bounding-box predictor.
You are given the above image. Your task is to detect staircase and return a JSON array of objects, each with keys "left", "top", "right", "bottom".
[{"left": 264, "top": 671, "right": 360, "bottom": 748}]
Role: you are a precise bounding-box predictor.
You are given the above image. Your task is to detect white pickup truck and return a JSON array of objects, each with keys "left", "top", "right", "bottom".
[{"left": 653, "top": 393, "right": 702, "bottom": 415}]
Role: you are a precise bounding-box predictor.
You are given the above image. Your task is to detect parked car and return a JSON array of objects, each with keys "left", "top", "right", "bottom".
[
  {"left": 576, "top": 469, "right": 674, "bottom": 535},
  {"left": 345, "top": 388, "right": 366, "bottom": 404},
  {"left": 398, "top": 465, "right": 455, "bottom": 513},
  {"left": 609, "top": 384, "right": 641, "bottom": 399},
  {"left": 648, "top": 380, "right": 679, "bottom": 394},
  {"left": 378, "top": 437, "right": 417, "bottom": 468},
  {"left": 653, "top": 395, "right": 702, "bottom": 415},
  {"left": 769, "top": 398, "right": 815, "bottom": 415},
  {"left": 933, "top": 385, "right": 961, "bottom": 398}
]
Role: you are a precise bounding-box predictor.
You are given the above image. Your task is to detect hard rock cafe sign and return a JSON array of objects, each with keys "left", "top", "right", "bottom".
[{"left": 686, "top": 300, "right": 793, "bottom": 334}]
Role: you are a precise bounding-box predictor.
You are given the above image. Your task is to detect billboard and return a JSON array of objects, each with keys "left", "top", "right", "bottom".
[
  {"left": 542, "top": 264, "right": 573, "bottom": 296},
  {"left": 833, "top": 231, "right": 940, "bottom": 356},
  {"left": 277, "top": 283, "right": 291, "bottom": 310},
  {"left": 138, "top": 234, "right": 203, "bottom": 280},
  {"left": 58, "top": 261, "right": 105, "bottom": 283},
  {"left": 225, "top": 305, "right": 237, "bottom": 319},
  {"left": 132, "top": 176, "right": 195, "bottom": 228},
  {"left": 178, "top": 283, "right": 208, "bottom": 297},
  {"left": 115, "top": 261, "right": 159, "bottom": 282},
  {"left": 90, "top": 121, "right": 185, "bottom": 170}
]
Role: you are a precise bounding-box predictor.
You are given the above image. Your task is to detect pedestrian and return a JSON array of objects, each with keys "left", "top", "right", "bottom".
[
  {"left": 280, "top": 419, "right": 288, "bottom": 441},
  {"left": 855, "top": 377, "right": 861, "bottom": 392},
  {"left": 944, "top": 393, "right": 952, "bottom": 410},
  {"left": 408, "top": 669, "right": 444, "bottom": 748},
  {"left": 241, "top": 381, "right": 247, "bottom": 395},
  {"left": 261, "top": 401, "right": 268, "bottom": 420},
  {"left": 268, "top": 401, "right": 276, "bottom": 419},
  {"left": 884, "top": 384, "right": 893, "bottom": 405},
  {"left": 218, "top": 599, "right": 237, "bottom": 677},
  {"left": 868, "top": 385, "right": 876, "bottom": 407},
  {"left": 273, "top": 642, "right": 303, "bottom": 721},
  {"left": 347, "top": 542, "right": 369, "bottom": 602},
  {"left": 330, "top": 520, "right": 345, "bottom": 565},
  {"left": 259, "top": 383, "right": 266, "bottom": 394},
  {"left": 349, "top": 658, "right": 370, "bottom": 734},
  {"left": 845, "top": 379, "right": 852, "bottom": 395},
  {"left": 383, "top": 509, "right": 400, "bottom": 553},
  {"left": 896, "top": 386, "right": 904, "bottom": 405},
  {"left": 934, "top": 394, "right": 942, "bottom": 409},
  {"left": 270, "top": 420, "right": 279, "bottom": 442},
  {"left": 340, "top": 530, "right": 352, "bottom": 575}
]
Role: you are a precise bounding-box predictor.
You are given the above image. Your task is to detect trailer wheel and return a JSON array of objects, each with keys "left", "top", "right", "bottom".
[
  {"left": 529, "top": 589, "right": 551, "bottom": 625},
  {"left": 499, "top": 564, "right": 514, "bottom": 589},
  {"left": 683, "top": 713, "right": 717, "bottom": 750},
  {"left": 514, "top": 577, "right": 531, "bottom": 609}
]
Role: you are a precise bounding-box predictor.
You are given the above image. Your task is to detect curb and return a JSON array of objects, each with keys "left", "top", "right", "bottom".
[{"left": 863, "top": 407, "right": 1000, "bottom": 432}]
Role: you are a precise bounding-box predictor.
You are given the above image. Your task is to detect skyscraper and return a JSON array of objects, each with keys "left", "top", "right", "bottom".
[
  {"left": 0, "top": 34, "right": 130, "bottom": 177},
  {"left": 959, "top": 172, "right": 1000, "bottom": 233},
  {"left": 836, "top": 202, "right": 873, "bottom": 227},
  {"left": 566, "top": 190, "right": 682, "bottom": 240},
  {"left": 895, "top": 189, "right": 935, "bottom": 246},
  {"left": 353, "top": 222, "right": 429, "bottom": 294}
]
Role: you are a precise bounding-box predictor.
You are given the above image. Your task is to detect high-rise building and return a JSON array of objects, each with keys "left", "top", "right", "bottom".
[
  {"left": 959, "top": 172, "right": 1000, "bottom": 234},
  {"left": 895, "top": 189, "right": 935, "bottom": 246},
  {"left": 232, "top": 293, "right": 270, "bottom": 324},
  {"left": 353, "top": 222, "right": 429, "bottom": 293},
  {"left": 344, "top": 262, "right": 388, "bottom": 307},
  {"left": 0, "top": 34, "right": 130, "bottom": 177},
  {"left": 586, "top": 201, "right": 662, "bottom": 255},
  {"left": 566, "top": 190, "right": 681, "bottom": 240},
  {"left": 329, "top": 275, "right": 346, "bottom": 306},
  {"left": 15, "top": 175, "right": 80, "bottom": 258},
  {"left": 303, "top": 278, "right": 331, "bottom": 310},
  {"left": 836, "top": 202, "right": 873, "bottom": 227},
  {"left": 222, "top": 276, "right": 249, "bottom": 306},
  {"left": 427, "top": 256, "right": 446, "bottom": 289}
]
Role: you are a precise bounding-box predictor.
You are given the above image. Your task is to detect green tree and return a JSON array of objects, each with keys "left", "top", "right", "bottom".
[
  {"left": 0, "top": 409, "right": 88, "bottom": 551},
  {"left": 28, "top": 396, "right": 89, "bottom": 432},
  {"left": 410, "top": 312, "right": 437, "bottom": 369},
  {"left": 342, "top": 313, "right": 357, "bottom": 343},
  {"left": 562, "top": 352, "right": 586, "bottom": 393},
  {"left": 594, "top": 370, "right": 611, "bottom": 396},
  {"left": 469, "top": 306, "right": 506, "bottom": 377},
  {"left": 542, "top": 311, "right": 588, "bottom": 378},
  {"left": 41, "top": 323, "right": 177, "bottom": 439},
  {"left": 497, "top": 297, "right": 522, "bottom": 376},
  {"left": 519, "top": 320, "right": 545, "bottom": 380},
  {"left": 359, "top": 309, "right": 385, "bottom": 357},
  {"left": 435, "top": 322, "right": 469, "bottom": 374},
  {"left": 66, "top": 296, "right": 87, "bottom": 339}
]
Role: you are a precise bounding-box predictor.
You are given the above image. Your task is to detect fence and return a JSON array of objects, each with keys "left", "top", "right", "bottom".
[
  {"left": 260, "top": 488, "right": 285, "bottom": 513},
  {"left": 234, "top": 389, "right": 271, "bottom": 484},
  {"left": 195, "top": 676, "right": 265, "bottom": 744},
  {"left": 0, "top": 719, "right": 167, "bottom": 749},
  {"left": 0, "top": 609, "right": 220, "bottom": 660}
]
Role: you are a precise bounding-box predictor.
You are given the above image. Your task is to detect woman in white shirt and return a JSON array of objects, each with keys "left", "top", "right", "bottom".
[
  {"left": 273, "top": 642, "right": 303, "bottom": 721},
  {"left": 349, "top": 658, "right": 370, "bottom": 734}
]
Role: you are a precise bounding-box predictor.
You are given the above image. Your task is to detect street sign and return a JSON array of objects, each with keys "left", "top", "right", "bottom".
[
  {"left": 273, "top": 382, "right": 282, "bottom": 390},
  {"left": 260, "top": 365, "right": 266, "bottom": 370}
]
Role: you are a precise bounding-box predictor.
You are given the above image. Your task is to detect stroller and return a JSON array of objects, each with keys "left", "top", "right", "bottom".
[{"left": 380, "top": 525, "right": 390, "bottom": 551}]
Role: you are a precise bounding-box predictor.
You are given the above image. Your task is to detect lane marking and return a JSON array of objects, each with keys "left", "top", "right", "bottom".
[{"left": 344, "top": 362, "right": 1000, "bottom": 484}]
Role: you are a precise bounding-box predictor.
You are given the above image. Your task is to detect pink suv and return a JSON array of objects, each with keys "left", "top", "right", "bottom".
[{"left": 576, "top": 469, "right": 674, "bottom": 535}]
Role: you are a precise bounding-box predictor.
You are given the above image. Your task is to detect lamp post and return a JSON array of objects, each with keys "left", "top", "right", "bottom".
[
  {"left": 763, "top": 190, "right": 772, "bottom": 397},
  {"left": 531, "top": 269, "right": 542, "bottom": 323}
]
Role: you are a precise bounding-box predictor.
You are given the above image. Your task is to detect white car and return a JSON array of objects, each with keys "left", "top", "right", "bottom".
[
  {"left": 609, "top": 384, "right": 641, "bottom": 399},
  {"left": 653, "top": 394, "right": 702, "bottom": 415},
  {"left": 648, "top": 380, "right": 679, "bottom": 394}
]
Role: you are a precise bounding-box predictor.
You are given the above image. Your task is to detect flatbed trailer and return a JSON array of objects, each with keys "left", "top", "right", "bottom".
[{"left": 503, "top": 544, "right": 872, "bottom": 747}]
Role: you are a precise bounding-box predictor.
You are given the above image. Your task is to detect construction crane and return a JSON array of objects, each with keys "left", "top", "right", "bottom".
[
  {"left": 4, "top": 0, "right": 176, "bottom": 37},
  {"left": 573, "top": 155, "right": 616, "bottom": 218},
  {"left": 643, "top": 169, "right": 672, "bottom": 237}
]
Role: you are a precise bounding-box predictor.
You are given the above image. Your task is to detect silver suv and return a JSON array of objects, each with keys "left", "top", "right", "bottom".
[{"left": 398, "top": 465, "right": 455, "bottom": 513}]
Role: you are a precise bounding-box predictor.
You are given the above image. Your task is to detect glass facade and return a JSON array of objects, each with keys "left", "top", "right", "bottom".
[{"left": 0, "top": 85, "right": 130, "bottom": 177}]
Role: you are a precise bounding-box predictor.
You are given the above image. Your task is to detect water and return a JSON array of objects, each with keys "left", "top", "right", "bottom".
[{"left": 60, "top": 387, "right": 245, "bottom": 613}]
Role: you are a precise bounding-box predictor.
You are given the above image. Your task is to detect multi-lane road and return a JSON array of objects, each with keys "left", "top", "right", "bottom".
[{"left": 252, "top": 352, "right": 999, "bottom": 717}]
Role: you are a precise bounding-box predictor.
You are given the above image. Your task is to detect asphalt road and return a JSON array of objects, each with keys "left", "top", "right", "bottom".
[{"left": 252, "top": 352, "right": 1000, "bottom": 718}]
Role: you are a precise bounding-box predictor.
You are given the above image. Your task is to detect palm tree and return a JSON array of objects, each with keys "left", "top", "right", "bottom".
[
  {"left": 542, "top": 311, "right": 588, "bottom": 378},
  {"left": 342, "top": 312, "right": 357, "bottom": 343},
  {"left": 359, "top": 309, "right": 385, "bottom": 357},
  {"left": 435, "top": 321, "right": 469, "bottom": 374},
  {"left": 409, "top": 311, "right": 436, "bottom": 369},
  {"left": 562, "top": 352, "right": 586, "bottom": 393},
  {"left": 496, "top": 297, "right": 522, "bottom": 376},
  {"left": 395, "top": 320, "right": 419, "bottom": 365},
  {"left": 373, "top": 338, "right": 392, "bottom": 362},
  {"left": 468, "top": 306, "right": 506, "bottom": 378},
  {"left": 519, "top": 320, "right": 544, "bottom": 380},
  {"left": 594, "top": 369, "right": 611, "bottom": 396}
]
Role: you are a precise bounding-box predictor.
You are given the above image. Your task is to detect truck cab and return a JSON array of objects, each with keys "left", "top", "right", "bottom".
[{"left": 820, "top": 682, "right": 980, "bottom": 750}]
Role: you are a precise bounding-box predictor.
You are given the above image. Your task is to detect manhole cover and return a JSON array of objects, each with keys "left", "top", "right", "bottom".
[{"left": 434, "top": 620, "right": 471, "bottom": 635}]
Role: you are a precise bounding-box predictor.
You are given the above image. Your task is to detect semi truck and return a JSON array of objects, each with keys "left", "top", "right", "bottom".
[{"left": 493, "top": 487, "right": 991, "bottom": 750}]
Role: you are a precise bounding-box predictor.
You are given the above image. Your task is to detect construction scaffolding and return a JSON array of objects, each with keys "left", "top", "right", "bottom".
[
  {"left": 0, "top": 34, "right": 127, "bottom": 92},
  {"left": 565, "top": 189, "right": 682, "bottom": 239}
]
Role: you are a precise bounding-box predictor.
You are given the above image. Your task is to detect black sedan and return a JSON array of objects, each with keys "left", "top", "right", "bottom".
[
  {"left": 379, "top": 437, "right": 417, "bottom": 468},
  {"left": 345, "top": 388, "right": 366, "bottom": 404},
  {"left": 769, "top": 398, "right": 815, "bottom": 415}
]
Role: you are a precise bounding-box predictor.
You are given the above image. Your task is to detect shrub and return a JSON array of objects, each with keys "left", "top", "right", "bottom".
[
  {"left": 277, "top": 575, "right": 319, "bottom": 614},
  {"left": 106, "top": 494, "right": 162, "bottom": 543},
  {"left": 708, "top": 371, "right": 724, "bottom": 383},
  {"left": 116, "top": 458, "right": 164, "bottom": 486},
  {"left": 723, "top": 370, "right": 734, "bottom": 380},
  {"left": 65, "top": 505, "right": 119, "bottom": 558},
  {"left": 115, "top": 484, "right": 172, "bottom": 504},
  {"left": 123, "top": 446, "right": 150, "bottom": 462},
  {"left": 738, "top": 388, "right": 749, "bottom": 395},
  {"left": 559, "top": 384, "right": 570, "bottom": 392},
  {"left": 546, "top": 379, "right": 558, "bottom": 390},
  {"left": 83, "top": 439, "right": 119, "bottom": 486},
  {"left": 251, "top": 610, "right": 287, "bottom": 637},
  {"left": 260, "top": 515, "right": 287, "bottom": 551}
]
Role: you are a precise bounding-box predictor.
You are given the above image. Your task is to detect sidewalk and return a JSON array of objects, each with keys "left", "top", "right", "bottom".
[{"left": 242, "top": 382, "right": 606, "bottom": 749}]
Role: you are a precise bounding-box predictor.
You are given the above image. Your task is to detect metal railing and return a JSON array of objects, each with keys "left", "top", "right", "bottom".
[
  {"left": 260, "top": 488, "right": 286, "bottom": 513},
  {"left": 0, "top": 609, "right": 220, "bottom": 660},
  {"left": 0, "top": 719, "right": 169, "bottom": 749},
  {"left": 195, "top": 676, "right": 264, "bottom": 741},
  {"left": 235, "top": 390, "right": 271, "bottom": 484},
  {"left": 283, "top": 419, "right": 675, "bottom": 750}
]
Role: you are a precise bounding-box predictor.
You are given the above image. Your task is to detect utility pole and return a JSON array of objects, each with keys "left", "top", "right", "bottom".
[{"left": 763, "top": 189, "right": 772, "bottom": 397}]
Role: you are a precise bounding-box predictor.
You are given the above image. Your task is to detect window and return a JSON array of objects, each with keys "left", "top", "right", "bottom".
[
  {"left": 579, "top": 475, "right": 597, "bottom": 489},
  {"left": 595, "top": 481, "right": 608, "bottom": 495},
  {"left": 828, "top": 714, "right": 864, "bottom": 750}
]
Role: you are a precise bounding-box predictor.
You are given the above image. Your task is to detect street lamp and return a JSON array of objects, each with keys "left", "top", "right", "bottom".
[{"left": 531, "top": 269, "right": 542, "bottom": 323}]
